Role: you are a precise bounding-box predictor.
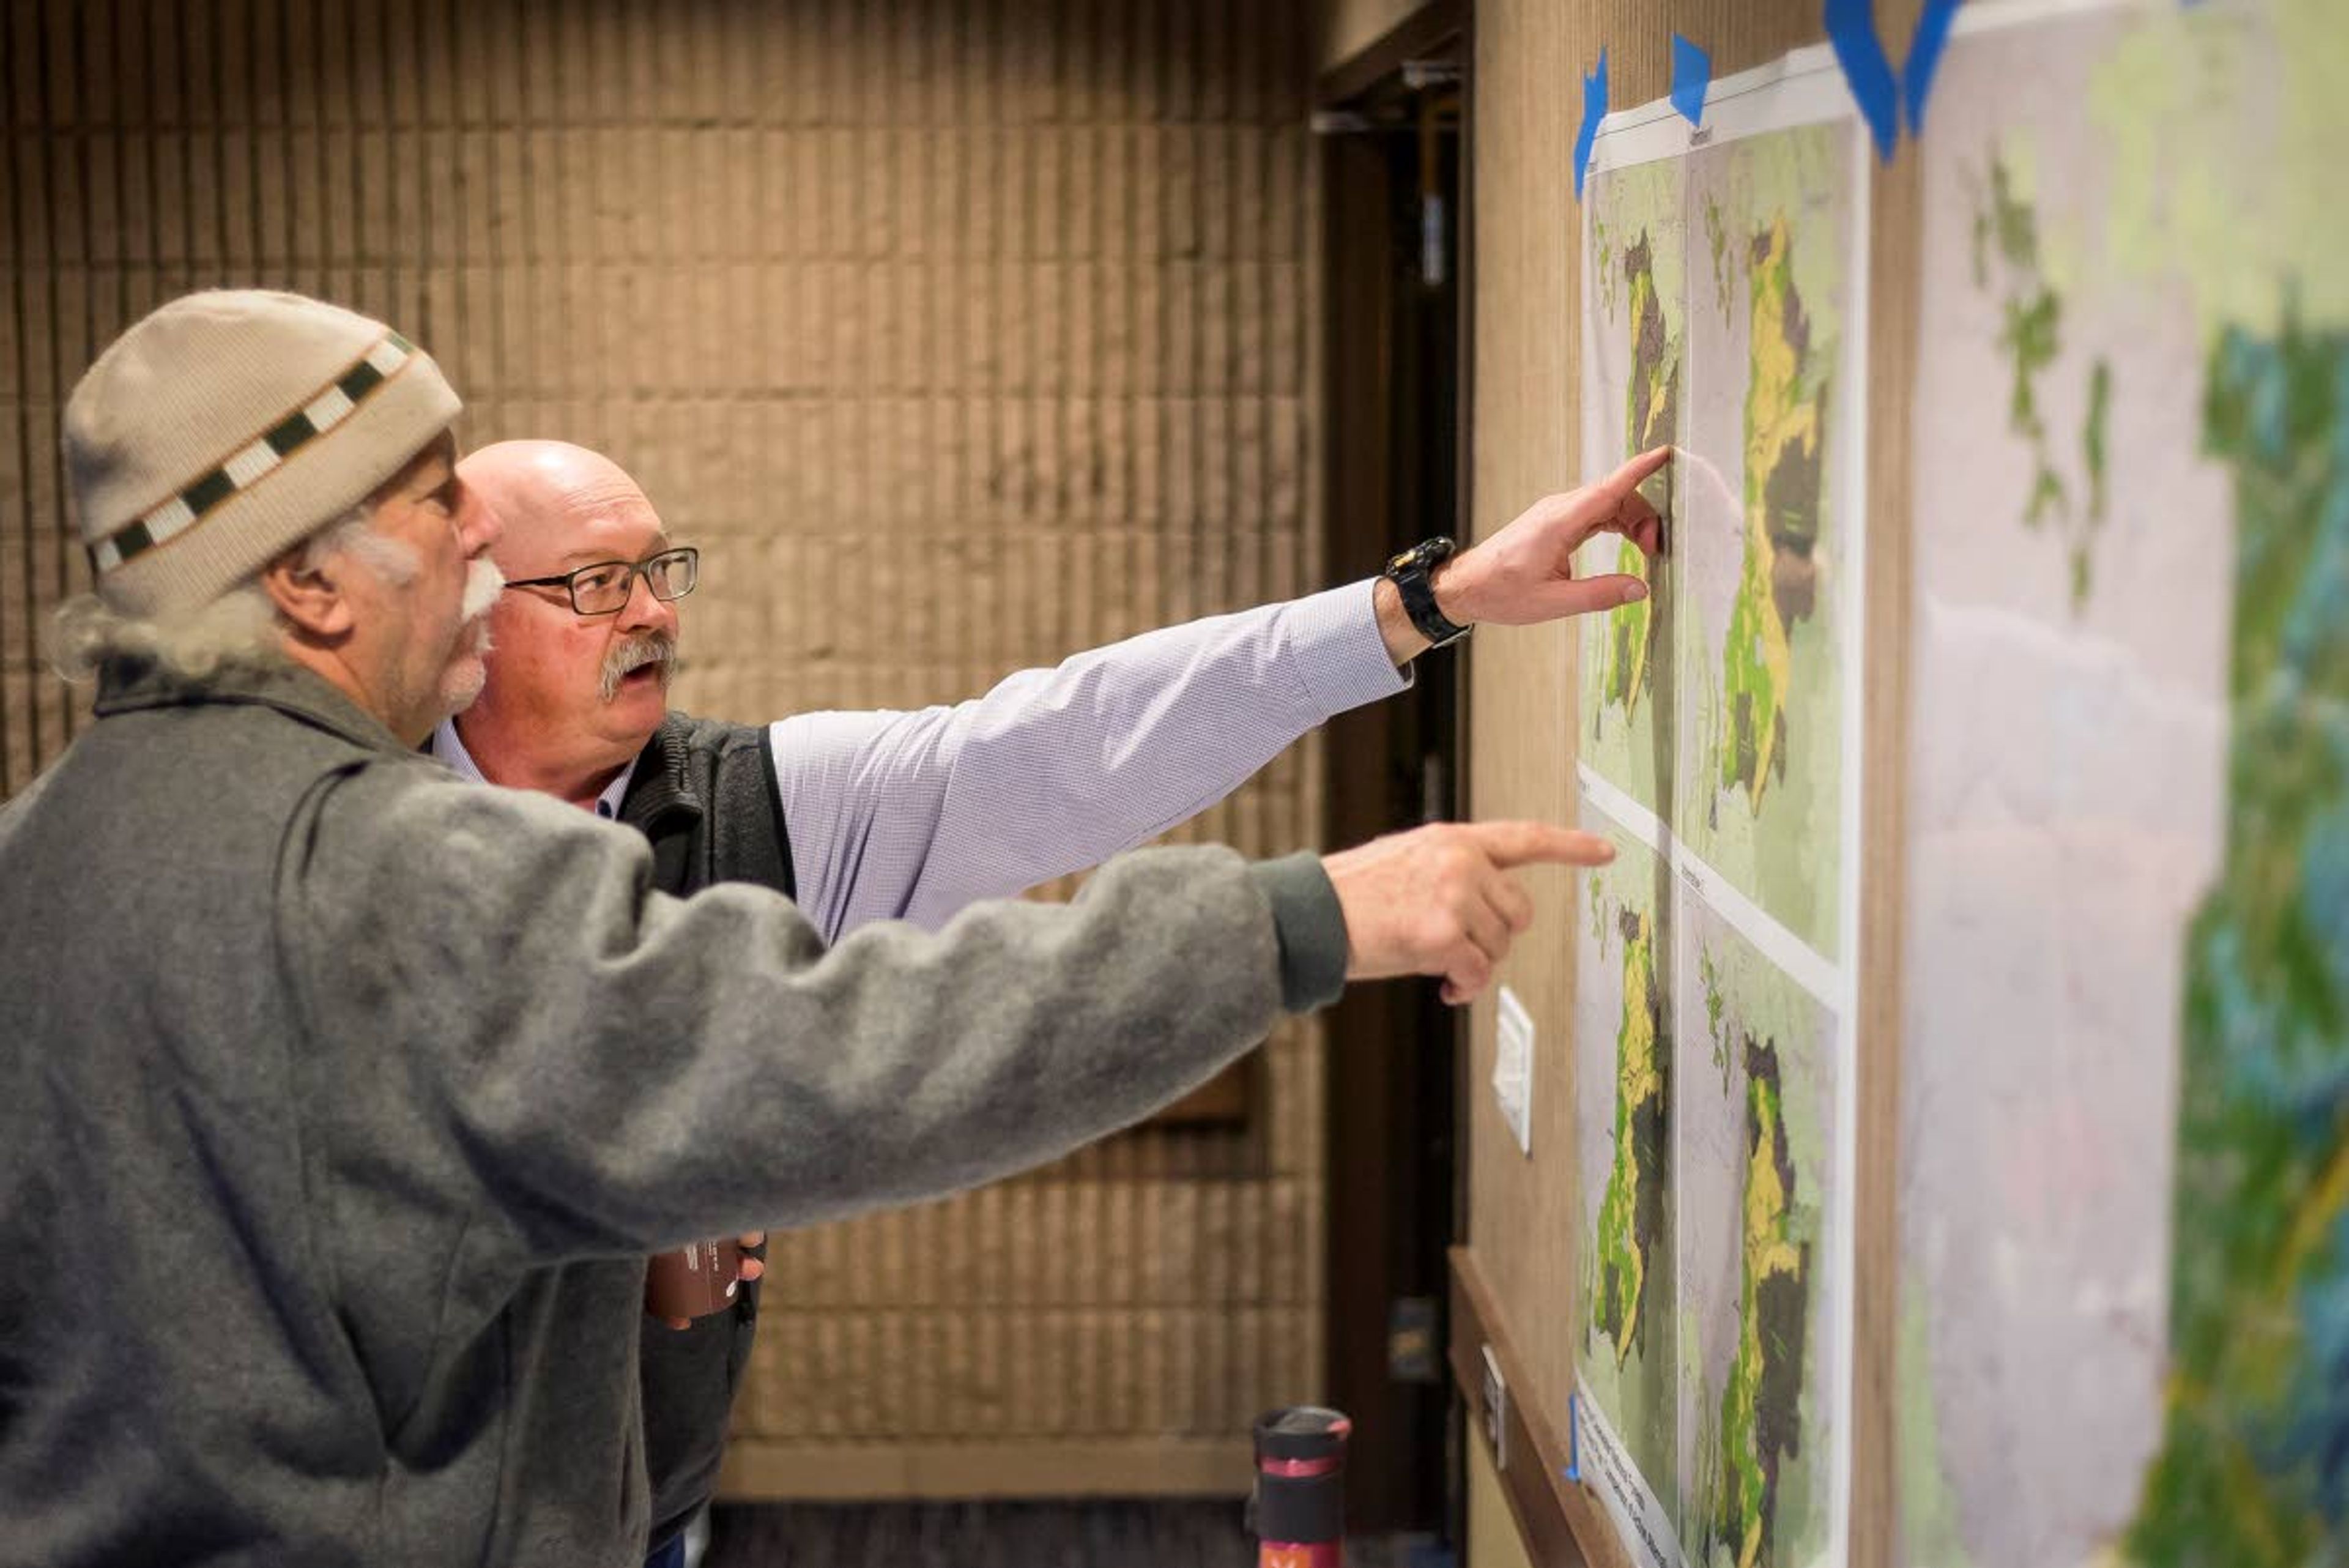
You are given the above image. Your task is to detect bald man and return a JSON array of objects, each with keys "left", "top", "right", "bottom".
[{"left": 434, "top": 438, "right": 1666, "bottom": 1561}]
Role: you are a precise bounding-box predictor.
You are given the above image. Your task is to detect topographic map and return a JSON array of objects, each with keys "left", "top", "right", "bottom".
[
  {"left": 1675, "top": 125, "right": 1851, "bottom": 962},
  {"left": 1677, "top": 897, "right": 1836, "bottom": 1568},
  {"left": 1897, "top": 2, "right": 2348, "bottom": 1565},
  {"left": 1576, "top": 812, "right": 1680, "bottom": 1546},
  {"left": 1581, "top": 155, "right": 1687, "bottom": 819},
  {"left": 1572, "top": 54, "right": 1864, "bottom": 1568}
]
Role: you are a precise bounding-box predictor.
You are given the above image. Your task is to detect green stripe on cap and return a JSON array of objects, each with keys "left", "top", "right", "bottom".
[
  {"left": 335, "top": 358, "right": 385, "bottom": 405},
  {"left": 87, "top": 333, "right": 415, "bottom": 576},
  {"left": 179, "top": 467, "right": 237, "bottom": 519},
  {"left": 263, "top": 410, "right": 316, "bottom": 457}
]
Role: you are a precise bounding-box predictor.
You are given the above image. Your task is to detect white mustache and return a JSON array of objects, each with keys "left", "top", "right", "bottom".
[
  {"left": 460, "top": 558, "right": 505, "bottom": 622},
  {"left": 599, "top": 633, "right": 677, "bottom": 702}
]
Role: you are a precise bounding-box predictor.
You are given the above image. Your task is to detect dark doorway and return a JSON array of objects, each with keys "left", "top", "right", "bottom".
[{"left": 1315, "top": 2, "right": 1469, "bottom": 1553}]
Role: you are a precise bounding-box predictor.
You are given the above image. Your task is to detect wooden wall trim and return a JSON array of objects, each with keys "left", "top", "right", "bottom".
[
  {"left": 1449, "top": 1246, "right": 1632, "bottom": 1568},
  {"left": 1849, "top": 103, "right": 1924, "bottom": 1568}
]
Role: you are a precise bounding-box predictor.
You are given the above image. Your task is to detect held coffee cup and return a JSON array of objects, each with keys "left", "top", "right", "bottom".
[{"left": 645, "top": 1238, "right": 743, "bottom": 1321}]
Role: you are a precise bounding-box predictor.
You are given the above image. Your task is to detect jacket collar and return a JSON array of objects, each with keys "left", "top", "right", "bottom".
[
  {"left": 94, "top": 655, "right": 415, "bottom": 758},
  {"left": 616, "top": 713, "right": 705, "bottom": 835}
]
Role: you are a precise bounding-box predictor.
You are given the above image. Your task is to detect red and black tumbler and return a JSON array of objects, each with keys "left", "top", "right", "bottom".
[{"left": 1250, "top": 1406, "right": 1349, "bottom": 1568}]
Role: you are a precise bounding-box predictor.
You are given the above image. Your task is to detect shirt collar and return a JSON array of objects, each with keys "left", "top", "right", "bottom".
[{"left": 428, "top": 716, "right": 639, "bottom": 821}]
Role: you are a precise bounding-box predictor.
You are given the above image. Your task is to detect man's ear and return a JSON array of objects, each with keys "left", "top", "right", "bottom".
[{"left": 259, "top": 542, "right": 358, "bottom": 641}]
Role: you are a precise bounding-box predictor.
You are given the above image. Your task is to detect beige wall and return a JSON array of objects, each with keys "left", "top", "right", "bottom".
[
  {"left": 1, "top": 0, "right": 1327, "bottom": 1498},
  {"left": 1464, "top": 0, "right": 1924, "bottom": 1562},
  {"left": 1467, "top": 1433, "right": 1542, "bottom": 1568}
]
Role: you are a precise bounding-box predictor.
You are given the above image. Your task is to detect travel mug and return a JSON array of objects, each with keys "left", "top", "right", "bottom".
[
  {"left": 1252, "top": 1406, "right": 1349, "bottom": 1568},
  {"left": 645, "top": 1238, "right": 743, "bottom": 1321}
]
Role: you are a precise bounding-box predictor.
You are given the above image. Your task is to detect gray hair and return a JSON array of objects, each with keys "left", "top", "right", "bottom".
[{"left": 50, "top": 507, "right": 421, "bottom": 682}]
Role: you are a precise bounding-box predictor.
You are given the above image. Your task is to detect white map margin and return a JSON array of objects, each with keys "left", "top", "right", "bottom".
[
  {"left": 1573, "top": 40, "right": 1869, "bottom": 1568},
  {"left": 1578, "top": 1389, "right": 1693, "bottom": 1568},
  {"left": 1578, "top": 763, "right": 1841, "bottom": 1014},
  {"left": 1584, "top": 42, "right": 1857, "bottom": 176},
  {"left": 1946, "top": 0, "right": 2145, "bottom": 41}
]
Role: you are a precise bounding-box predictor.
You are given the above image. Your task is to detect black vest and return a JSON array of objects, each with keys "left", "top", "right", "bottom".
[
  {"left": 617, "top": 712, "right": 793, "bottom": 1548},
  {"left": 617, "top": 712, "right": 796, "bottom": 901}
]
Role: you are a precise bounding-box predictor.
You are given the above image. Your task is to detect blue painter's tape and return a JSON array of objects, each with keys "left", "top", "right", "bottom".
[
  {"left": 1826, "top": 0, "right": 1901, "bottom": 160},
  {"left": 1575, "top": 48, "right": 1609, "bottom": 201},
  {"left": 1903, "top": 0, "right": 1963, "bottom": 134},
  {"left": 1565, "top": 1391, "right": 1582, "bottom": 1481},
  {"left": 1670, "top": 34, "right": 1713, "bottom": 128}
]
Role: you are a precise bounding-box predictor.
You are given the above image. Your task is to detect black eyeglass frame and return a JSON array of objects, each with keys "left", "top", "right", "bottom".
[{"left": 503, "top": 545, "right": 700, "bottom": 616}]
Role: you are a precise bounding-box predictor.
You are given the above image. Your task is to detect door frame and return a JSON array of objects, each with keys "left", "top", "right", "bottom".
[{"left": 1314, "top": 0, "right": 1474, "bottom": 1542}]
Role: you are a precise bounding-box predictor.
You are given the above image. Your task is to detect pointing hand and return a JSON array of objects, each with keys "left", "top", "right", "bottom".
[
  {"left": 1322, "top": 820, "right": 1616, "bottom": 1005},
  {"left": 1435, "top": 446, "right": 1672, "bottom": 627}
]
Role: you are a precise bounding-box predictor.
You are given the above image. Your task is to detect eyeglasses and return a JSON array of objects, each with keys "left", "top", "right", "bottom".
[{"left": 503, "top": 546, "right": 699, "bottom": 616}]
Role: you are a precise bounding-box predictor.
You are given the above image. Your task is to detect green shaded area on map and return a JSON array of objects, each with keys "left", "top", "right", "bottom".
[
  {"left": 2125, "top": 310, "right": 2349, "bottom": 1567},
  {"left": 1581, "top": 160, "right": 1684, "bottom": 824},
  {"left": 1598, "top": 227, "right": 1682, "bottom": 724},
  {"left": 1579, "top": 837, "right": 1681, "bottom": 1516},
  {"left": 1595, "top": 215, "right": 1619, "bottom": 319},
  {"left": 1594, "top": 907, "right": 1670, "bottom": 1365},
  {"left": 1972, "top": 154, "right": 2114, "bottom": 609},
  {"left": 1702, "top": 945, "right": 1731, "bottom": 1091},
  {"left": 1701, "top": 1035, "right": 1813, "bottom": 1568},
  {"left": 1706, "top": 194, "right": 1734, "bottom": 321},
  {"left": 1720, "top": 218, "right": 1827, "bottom": 808},
  {"left": 1669, "top": 125, "right": 1848, "bottom": 964}
]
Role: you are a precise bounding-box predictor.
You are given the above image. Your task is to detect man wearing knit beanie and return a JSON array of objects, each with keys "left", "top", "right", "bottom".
[
  {"left": 54, "top": 288, "right": 505, "bottom": 741},
  {"left": 0, "top": 289, "right": 1612, "bottom": 1566}
]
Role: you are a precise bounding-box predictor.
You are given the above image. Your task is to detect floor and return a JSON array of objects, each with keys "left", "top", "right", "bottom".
[
  {"left": 704, "top": 1501, "right": 1450, "bottom": 1568},
  {"left": 705, "top": 1500, "right": 1253, "bottom": 1568}
]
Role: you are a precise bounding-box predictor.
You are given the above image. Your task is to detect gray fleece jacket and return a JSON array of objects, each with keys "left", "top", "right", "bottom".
[{"left": 0, "top": 660, "right": 1346, "bottom": 1567}]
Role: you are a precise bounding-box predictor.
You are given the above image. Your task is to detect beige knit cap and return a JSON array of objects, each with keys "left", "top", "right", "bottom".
[{"left": 62, "top": 289, "right": 462, "bottom": 617}]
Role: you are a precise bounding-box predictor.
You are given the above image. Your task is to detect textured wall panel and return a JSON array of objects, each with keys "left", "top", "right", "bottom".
[{"left": 1, "top": 0, "right": 1323, "bottom": 1500}]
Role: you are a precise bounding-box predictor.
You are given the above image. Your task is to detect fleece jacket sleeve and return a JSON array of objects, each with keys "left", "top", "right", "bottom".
[{"left": 278, "top": 762, "right": 1337, "bottom": 1265}]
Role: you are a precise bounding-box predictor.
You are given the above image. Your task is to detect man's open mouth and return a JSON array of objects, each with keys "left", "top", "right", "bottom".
[{"left": 599, "top": 639, "right": 678, "bottom": 701}]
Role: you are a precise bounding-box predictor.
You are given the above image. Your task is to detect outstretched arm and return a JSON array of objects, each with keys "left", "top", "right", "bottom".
[
  {"left": 774, "top": 581, "right": 1408, "bottom": 940},
  {"left": 295, "top": 765, "right": 1609, "bottom": 1259},
  {"left": 776, "top": 448, "right": 1668, "bottom": 942}
]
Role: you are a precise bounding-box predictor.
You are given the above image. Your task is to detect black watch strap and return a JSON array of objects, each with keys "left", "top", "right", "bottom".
[{"left": 1384, "top": 537, "right": 1472, "bottom": 648}]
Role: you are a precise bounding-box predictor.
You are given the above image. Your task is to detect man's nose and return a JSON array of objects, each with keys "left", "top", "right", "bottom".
[
  {"left": 456, "top": 483, "right": 503, "bottom": 556},
  {"left": 616, "top": 569, "right": 675, "bottom": 632}
]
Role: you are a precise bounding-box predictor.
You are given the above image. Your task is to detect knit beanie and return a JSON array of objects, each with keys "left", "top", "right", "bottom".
[{"left": 62, "top": 289, "right": 463, "bottom": 618}]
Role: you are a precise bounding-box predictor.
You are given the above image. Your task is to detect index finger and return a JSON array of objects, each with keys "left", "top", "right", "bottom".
[
  {"left": 1455, "top": 820, "right": 1617, "bottom": 869},
  {"left": 1599, "top": 445, "right": 1672, "bottom": 502}
]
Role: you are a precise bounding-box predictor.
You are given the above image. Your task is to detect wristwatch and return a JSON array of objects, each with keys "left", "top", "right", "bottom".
[{"left": 1384, "top": 537, "right": 1472, "bottom": 649}]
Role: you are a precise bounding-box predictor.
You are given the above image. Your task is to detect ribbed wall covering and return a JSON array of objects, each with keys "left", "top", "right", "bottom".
[{"left": 1, "top": 0, "right": 1324, "bottom": 1498}]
